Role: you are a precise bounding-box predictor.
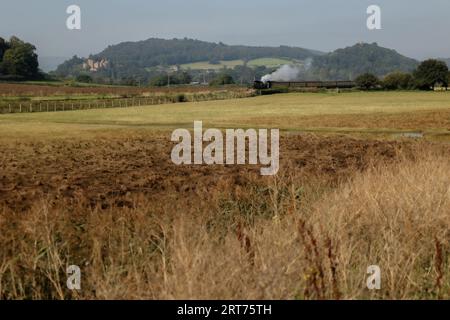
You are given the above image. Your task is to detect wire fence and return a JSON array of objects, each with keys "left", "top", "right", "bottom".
[{"left": 0, "top": 90, "right": 256, "bottom": 114}]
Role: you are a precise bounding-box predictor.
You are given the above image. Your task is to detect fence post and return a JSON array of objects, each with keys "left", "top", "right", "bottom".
[
  {"left": 8, "top": 104, "right": 11, "bottom": 113},
  {"left": 30, "top": 103, "right": 32, "bottom": 112}
]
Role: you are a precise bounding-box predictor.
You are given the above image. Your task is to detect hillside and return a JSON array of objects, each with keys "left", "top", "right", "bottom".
[
  {"left": 309, "top": 42, "right": 419, "bottom": 80},
  {"left": 96, "top": 38, "right": 319, "bottom": 66},
  {"left": 54, "top": 38, "right": 321, "bottom": 81},
  {"left": 53, "top": 39, "right": 423, "bottom": 84}
]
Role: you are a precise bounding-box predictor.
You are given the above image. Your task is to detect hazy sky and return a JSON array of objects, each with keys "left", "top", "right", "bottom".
[{"left": 1, "top": 0, "right": 450, "bottom": 59}]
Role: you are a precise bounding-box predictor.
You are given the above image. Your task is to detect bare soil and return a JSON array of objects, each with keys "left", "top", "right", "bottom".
[{"left": 0, "top": 132, "right": 428, "bottom": 212}]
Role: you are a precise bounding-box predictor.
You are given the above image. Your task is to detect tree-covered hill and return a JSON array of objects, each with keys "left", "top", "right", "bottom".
[
  {"left": 54, "top": 39, "right": 424, "bottom": 84},
  {"left": 54, "top": 38, "right": 322, "bottom": 80},
  {"left": 309, "top": 42, "right": 419, "bottom": 80},
  {"left": 97, "top": 38, "right": 321, "bottom": 67}
]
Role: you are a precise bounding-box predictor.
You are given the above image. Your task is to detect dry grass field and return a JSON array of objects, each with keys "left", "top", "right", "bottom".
[{"left": 0, "top": 91, "right": 449, "bottom": 299}]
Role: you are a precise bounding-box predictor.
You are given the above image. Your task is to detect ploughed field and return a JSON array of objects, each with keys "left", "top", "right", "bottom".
[
  {"left": 0, "top": 91, "right": 449, "bottom": 299},
  {"left": 0, "top": 132, "right": 417, "bottom": 212}
]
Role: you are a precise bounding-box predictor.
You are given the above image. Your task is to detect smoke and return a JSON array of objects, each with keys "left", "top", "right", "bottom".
[
  {"left": 303, "top": 57, "right": 313, "bottom": 70},
  {"left": 261, "top": 64, "right": 301, "bottom": 82}
]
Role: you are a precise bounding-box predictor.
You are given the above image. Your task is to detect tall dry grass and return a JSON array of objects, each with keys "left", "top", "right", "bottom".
[{"left": 0, "top": 154, "right": 449, "bottom": 299}]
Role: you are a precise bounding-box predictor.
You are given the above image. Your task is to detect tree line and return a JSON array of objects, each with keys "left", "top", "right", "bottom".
[{"left": 355, "top": 59, "right": 449, "bottom": 91}]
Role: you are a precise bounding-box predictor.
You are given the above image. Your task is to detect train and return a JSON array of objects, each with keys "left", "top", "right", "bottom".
[{"left": 253, "top": 80, "right": 356, "bottom": 90}]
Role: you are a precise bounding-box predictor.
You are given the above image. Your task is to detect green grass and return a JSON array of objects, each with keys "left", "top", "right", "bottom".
[
  {"left": 178, "top": 57, "right": 296, "bottom": 71},
  {"left": 179, "top": 60, "right": 244, "bottom": 70},
  {"left": 247, "top": 57, "right": 293, "bottom": 68},
  {"left": 1, "top": 91, "right": 450, "bottom": 138}
]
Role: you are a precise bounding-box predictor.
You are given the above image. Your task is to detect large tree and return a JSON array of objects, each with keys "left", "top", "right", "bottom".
[
  {"left": 355, "top": 73, "right": 380, "bottom": 90},
  {"left": 413, "top": 59, "right": 449, "bottom": 90},
  {"left": 0, "top": 36, "right": 39, "bottom": 79},
  {"left": 0, "top": 37, "right": 10, "bottom": 74},
  {"left": 0, "top": 37, "right": 9, "bottom": 61}
]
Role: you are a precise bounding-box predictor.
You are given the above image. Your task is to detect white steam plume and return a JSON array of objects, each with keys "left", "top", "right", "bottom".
[{"left": 261, "top": 64, "right": 301, "bottom": 82}]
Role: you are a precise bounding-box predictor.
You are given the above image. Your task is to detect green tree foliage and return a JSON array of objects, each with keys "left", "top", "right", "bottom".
[
  {"left": 0, "top": 37, "right": 9, "bottom": 62},
  {"left": 150, "top": 71, "right": 193, "bottom": 87},
  {"left": 0, "top": 36, "right": 39, "bottom": 79},
  {"left": 209, "top": 73, "right": 235, "bottom": 86},
  {"left": 355, "top": 73, "right": 380, "bottom": 90},
  {"left": 382, "top": 72, "right": 414, "bottom": 90},
  {"left": 413, "top": 59, "right": 449, "bottom": 90},
  {"left": 76, "top": 74, "right": 93, "bottom": 83}
]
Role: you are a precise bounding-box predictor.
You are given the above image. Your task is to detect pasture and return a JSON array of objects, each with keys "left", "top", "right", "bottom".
[
  {"left": 178, "top": 57, "right": 294, "bottom": 70},
  {"left": 2, "top": 91, "right": 450, "bottom": 138}
]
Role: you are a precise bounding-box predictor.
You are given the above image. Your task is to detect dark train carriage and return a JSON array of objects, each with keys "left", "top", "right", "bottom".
[{"left": 254, "top": 80, "right": 356, "bottom": 90}]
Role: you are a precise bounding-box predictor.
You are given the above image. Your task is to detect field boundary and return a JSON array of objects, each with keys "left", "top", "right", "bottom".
[{"left": 0, "top": 90, "right": 256, "bottom": 114}]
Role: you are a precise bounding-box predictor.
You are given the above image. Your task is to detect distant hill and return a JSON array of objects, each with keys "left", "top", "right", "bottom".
[
  {"left": 54, "top": 38, "right": 322, "bottom": 80},
  {"left": 54, "top": 39, "right": 424, "bottom": 84},
  {"left": 309, "top": 42, "right": 419, "bottom": 80},
  {"left": 38, "top": 56, "right": 69, "bottom": 72}
]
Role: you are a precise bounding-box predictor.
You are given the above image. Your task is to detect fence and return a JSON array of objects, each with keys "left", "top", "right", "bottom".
[{"left": 0, "top": 90, "right": 256, "bottom": 114}]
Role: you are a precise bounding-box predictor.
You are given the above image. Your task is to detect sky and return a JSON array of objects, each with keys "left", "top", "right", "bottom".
[{"left": 1, "top": 0, "right": 450, "bottom": 60}]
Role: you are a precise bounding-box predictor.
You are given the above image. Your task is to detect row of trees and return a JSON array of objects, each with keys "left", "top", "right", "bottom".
[
  {"left": 148, "top": 71, "right": 235, "bottom": 87},
  {"left": 0, "top": 36, "right": 40, "bottom": 80},
  {"left": 355, "top": 59, "right": 449, "bottom": 90}
]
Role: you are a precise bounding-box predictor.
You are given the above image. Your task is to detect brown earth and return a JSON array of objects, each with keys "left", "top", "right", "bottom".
[{"left": 0, "top": 132, "right": 434, "bottom": 213}]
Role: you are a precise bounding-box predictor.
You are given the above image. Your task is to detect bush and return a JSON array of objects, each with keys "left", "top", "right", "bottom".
[
  {"left": 209, "top": 73, "right": 235, "bottom": 86},
  {"left": 382, "top": 72, "right": 414, "bottom": 90},
  {"left": 355, "top": 73, "right": 380, "bottom": 90},
  {"left": 150, "top": 72, "right": 192, "bottom": 87},
  {"left": 176, "top": 93, "right": 187, "bottom": 102},
  {"left": 76, "top": 74, "right": 93, "bottom": 83}
]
